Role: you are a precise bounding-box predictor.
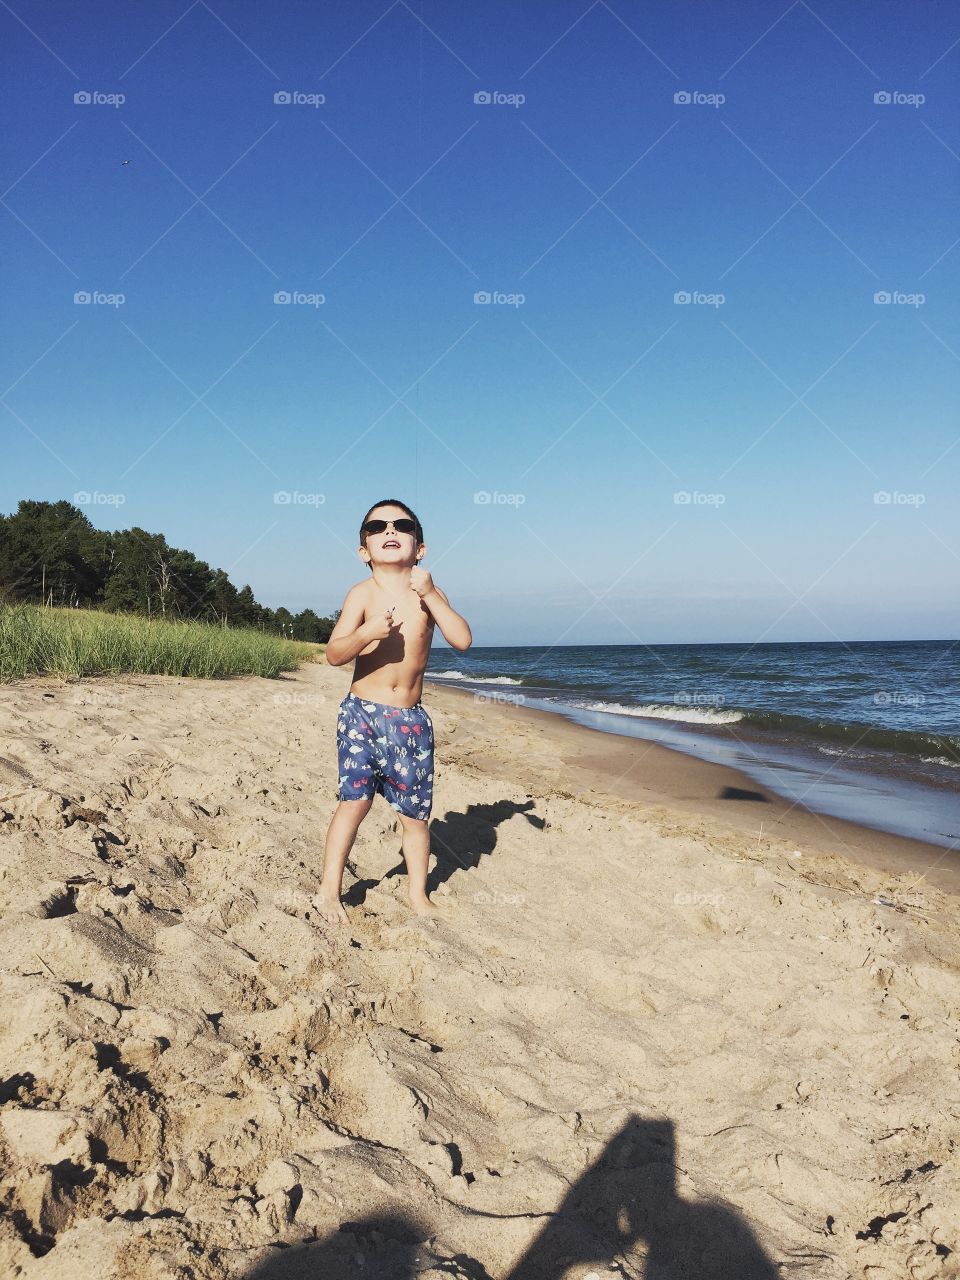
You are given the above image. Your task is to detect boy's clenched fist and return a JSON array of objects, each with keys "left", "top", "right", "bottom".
[{"left": 410, "top": 566, "right": 435, "bottom": 598}]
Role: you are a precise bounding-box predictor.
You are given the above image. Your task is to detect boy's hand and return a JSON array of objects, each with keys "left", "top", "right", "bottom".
[
  {"left": 410, "top": 567, "right": 435, "bottom": 598},
  {"left": 364, "top": 607, "right": 398, "bottom": 641}
]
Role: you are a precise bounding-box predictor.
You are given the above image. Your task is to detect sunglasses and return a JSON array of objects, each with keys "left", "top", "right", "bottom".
[{"left": 361, "top": 518, "right": 418, "bottom": 537}]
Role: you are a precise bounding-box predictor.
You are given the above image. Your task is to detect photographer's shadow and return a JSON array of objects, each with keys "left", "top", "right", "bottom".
[
  {"left": 242, "top": 1116, "right": 778, "bottom": 1279},
  {"left": 505, "top": 1114, "right": 778, "bottom": 1279}
]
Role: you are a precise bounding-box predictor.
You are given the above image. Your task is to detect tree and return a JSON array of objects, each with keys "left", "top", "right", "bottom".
[
  {"left": 0, "top": 500, "right": 107, "bottom": 605},
  {"left": 102, "top": 528, "right": 175, "bottom": 616},
  {"left": 236, "top": 584, "right": 260, "bottom": 628},
  {"left": 292, "top": 608, "right": 321, "bottom": 642},
  {"left": 164, "top": 548, "right": 214, "bottom": 619}
]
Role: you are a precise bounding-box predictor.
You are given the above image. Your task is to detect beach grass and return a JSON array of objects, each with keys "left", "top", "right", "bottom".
[{"left": 0, "top": 604, "right": 322, "bottom": 683}]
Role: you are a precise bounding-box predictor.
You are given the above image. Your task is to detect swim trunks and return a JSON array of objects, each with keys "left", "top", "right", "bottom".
[{"left": 336, "top": 691, "right": 435, "bottom": 820}]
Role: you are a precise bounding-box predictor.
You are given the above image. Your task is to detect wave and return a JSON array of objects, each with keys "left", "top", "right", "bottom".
[
  {"left": 572, "top": 700, "right": 744, "bottom": 726},
  {"left": 737, "top": 708, "right": 960, "bottom": 764},
  {"left": 921, "top": 755, "right": 960, "bottom": 769},
  {"left": 428, "top": 671, "right": 523, "bottom": 685},
  {"left": 564, "top": 699, "right": 960, "bottom": 764}
]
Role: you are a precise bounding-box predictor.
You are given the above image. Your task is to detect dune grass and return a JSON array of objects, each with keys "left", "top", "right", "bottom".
[{"left": 0, "top": 605, "right": 324, "bottom": 683}]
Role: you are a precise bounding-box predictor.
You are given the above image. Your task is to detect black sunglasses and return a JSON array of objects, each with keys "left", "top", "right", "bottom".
[{"left": 361, "top": 518, "right": 418, "bottom": 537}]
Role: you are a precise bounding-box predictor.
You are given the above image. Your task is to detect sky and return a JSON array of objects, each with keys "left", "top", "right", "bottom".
[{"left": 2, "top": 0, "right": 958, "bottom": 646}]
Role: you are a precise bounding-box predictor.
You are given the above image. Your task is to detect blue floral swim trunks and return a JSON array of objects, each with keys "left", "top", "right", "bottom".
[{"left": 336, "top": 691, "right": 435, "bottom": 820}]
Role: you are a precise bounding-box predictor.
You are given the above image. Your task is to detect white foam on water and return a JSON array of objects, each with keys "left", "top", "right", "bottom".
[
  {"left": 921, "top": 755, "right": 960, "bottom": 769},
  {"left": 428, "top": 671, "right": 522, "bottom": 685},
  {"left": 574, "top": 700, "right": 744, "bottom": 725},
  {"left": 816, "top": 745, "right": 874, "bottom": 762}
]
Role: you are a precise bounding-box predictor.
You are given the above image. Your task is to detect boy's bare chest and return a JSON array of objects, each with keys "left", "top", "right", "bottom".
[{"left": 367, "top": 588, "right": 434, "bottom": 634}]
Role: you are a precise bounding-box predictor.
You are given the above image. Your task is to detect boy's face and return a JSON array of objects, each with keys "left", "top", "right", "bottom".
[{"left": 360, "top": 505, "right": 425, "bottom": 571}]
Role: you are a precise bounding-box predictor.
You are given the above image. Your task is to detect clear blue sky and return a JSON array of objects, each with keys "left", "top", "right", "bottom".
[{"left": 2, "top": 0, "right": 958, "bottom": 645}]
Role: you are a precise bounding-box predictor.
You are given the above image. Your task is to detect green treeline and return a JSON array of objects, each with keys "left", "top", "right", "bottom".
[{"left": 0, "top": 500, "right": 336, "bottom": 643}]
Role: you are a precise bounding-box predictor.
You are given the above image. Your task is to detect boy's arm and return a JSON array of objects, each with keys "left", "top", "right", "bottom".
[
  {"left": 325, "top": 585, "right": 376, "bottom": 667},
  {"left": 411, "top": 571, "right": 472, "bottom": 651}
]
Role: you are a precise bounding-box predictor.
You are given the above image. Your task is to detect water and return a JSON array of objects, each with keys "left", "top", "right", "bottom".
[{"left": 425, "top": 641, "right": 960, "bottom": 850}]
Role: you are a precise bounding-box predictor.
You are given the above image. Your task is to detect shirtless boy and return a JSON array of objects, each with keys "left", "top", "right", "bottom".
[{"left": 315, "top": 499, "right": 472, "bottom": 923}]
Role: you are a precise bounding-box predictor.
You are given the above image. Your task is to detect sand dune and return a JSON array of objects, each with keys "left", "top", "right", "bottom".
[{"left": 0, "top": 661, "right": 958, "bottom": 1278}]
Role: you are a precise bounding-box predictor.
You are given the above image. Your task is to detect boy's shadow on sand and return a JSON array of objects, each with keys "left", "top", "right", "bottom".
[
  {"left": 345, "top": 800, "right": 543, "bottom": 905},
  {"left": 241, "top": 1115, "right": 780, "bottom": 1279}
]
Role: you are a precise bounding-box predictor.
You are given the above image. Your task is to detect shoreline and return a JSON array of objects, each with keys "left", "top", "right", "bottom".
[{"left": 424, "top": 679, "right": 960, "bottom": 897}]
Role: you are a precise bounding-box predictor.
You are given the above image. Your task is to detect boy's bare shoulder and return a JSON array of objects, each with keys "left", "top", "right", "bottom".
[
  {"left": 341, "top": 578, "right": 378, "bottom": 606},
  {"left": 336, "top": 579, "right": 373, "bottom": 624}
]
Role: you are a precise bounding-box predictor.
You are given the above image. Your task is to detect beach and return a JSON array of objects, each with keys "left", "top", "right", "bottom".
[{"left": 1, "top": 658, "right": 958, "bottom": 1278}]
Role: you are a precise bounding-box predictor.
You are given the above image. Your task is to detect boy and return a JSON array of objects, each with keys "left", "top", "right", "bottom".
[{"left": 315, "top": 499, "right": 472, "bottom": 923}]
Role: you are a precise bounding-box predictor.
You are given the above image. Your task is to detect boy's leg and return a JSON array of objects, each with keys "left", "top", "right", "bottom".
[
  {"left": 396, "top": 813, "right": 440, "bottom": 917},
  {"left": 315, "top": 797, "right": 373, "bottom": 923}
]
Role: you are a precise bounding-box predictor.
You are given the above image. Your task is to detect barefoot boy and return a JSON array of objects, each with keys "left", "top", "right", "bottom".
[{"left": 316, "top": 499, "right": 472, "bottom": 923}]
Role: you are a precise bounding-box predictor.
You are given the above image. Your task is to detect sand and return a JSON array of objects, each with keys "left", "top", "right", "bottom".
[{"left": 0, "top": 658, "right": 958, "bottom": 1280}]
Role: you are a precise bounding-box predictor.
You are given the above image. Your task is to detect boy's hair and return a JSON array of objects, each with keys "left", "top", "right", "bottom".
[{"left": 359, "top": 498, "right": 424, "bottom": 572}]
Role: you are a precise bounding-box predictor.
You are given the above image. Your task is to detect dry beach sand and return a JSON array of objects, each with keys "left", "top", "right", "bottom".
[{"left": 0, "top": 658, "right": 958, "bottom": 1279}]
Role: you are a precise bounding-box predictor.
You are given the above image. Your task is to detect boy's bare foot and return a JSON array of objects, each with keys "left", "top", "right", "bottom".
[
  {"left": 312, "top": 892, "right": 348, "bottom": 924},
  {"left": 409, "top": 896, "right": 442, "bottom": 919}
]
